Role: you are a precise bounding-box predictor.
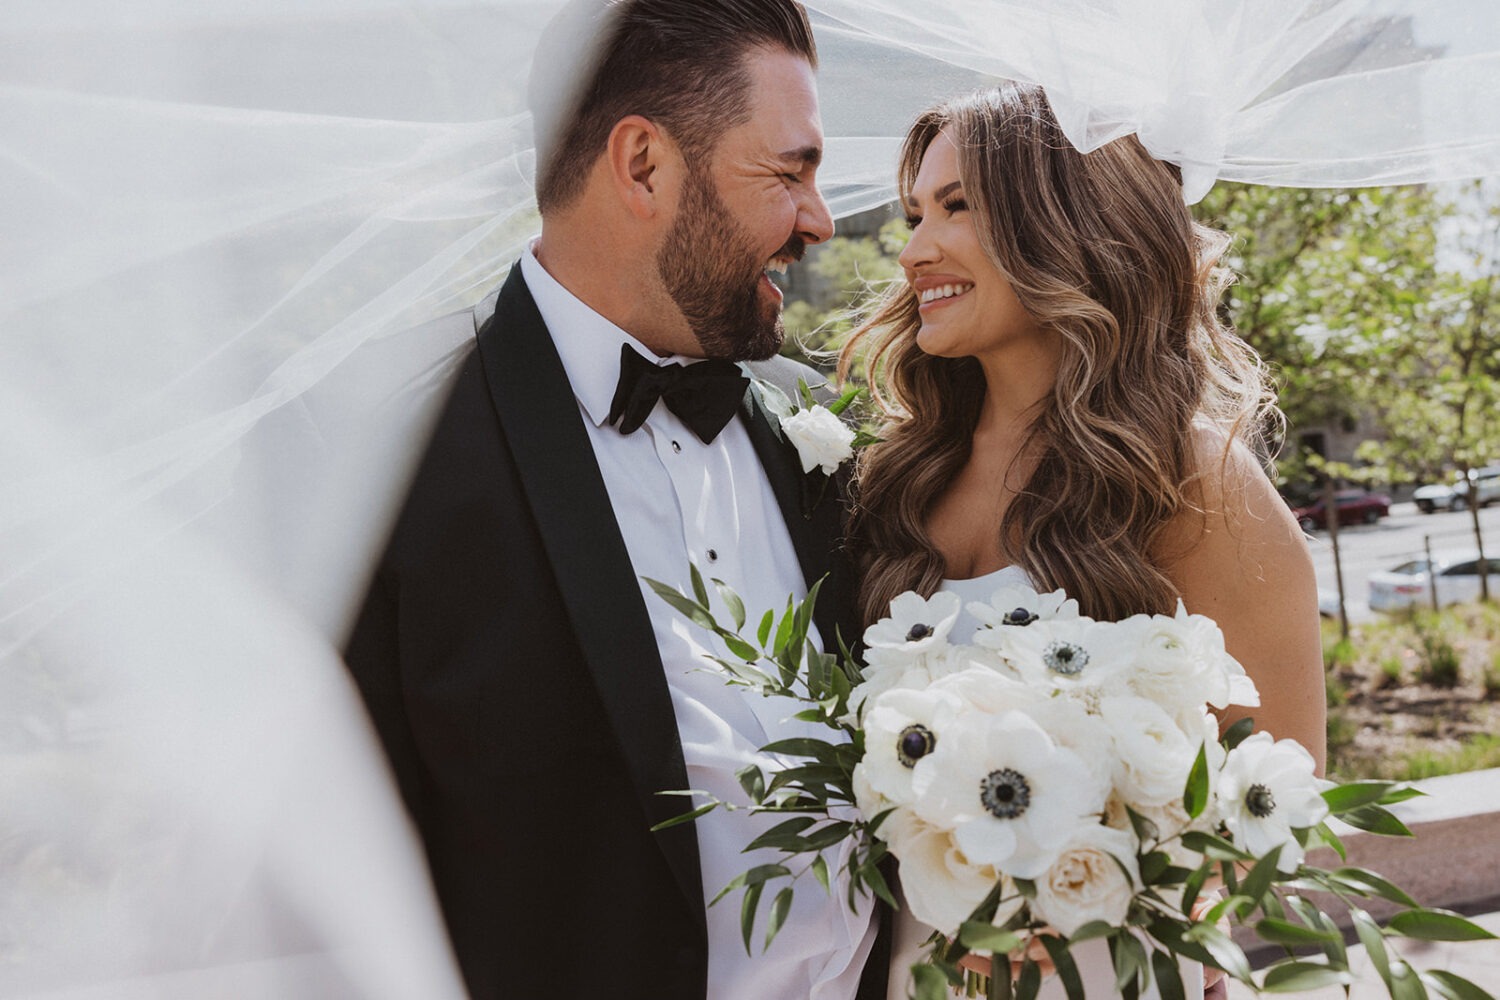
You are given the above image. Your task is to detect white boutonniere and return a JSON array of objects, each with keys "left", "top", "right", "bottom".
[{"left": 754, "top": 376, "right": 876, "bottom": 478}]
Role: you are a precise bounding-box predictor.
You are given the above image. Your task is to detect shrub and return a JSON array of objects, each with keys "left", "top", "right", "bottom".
[{"left": 1377, "top": 656, "right": 1403, "bottom": 690}]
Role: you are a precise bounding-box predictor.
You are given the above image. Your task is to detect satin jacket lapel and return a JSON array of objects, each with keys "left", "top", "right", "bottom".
[
  {"left": 739, "top": 388, "right": 859, "bottom": 655},
  {"left": 475, "top": 266, "right": 704, "bottom": 928}
]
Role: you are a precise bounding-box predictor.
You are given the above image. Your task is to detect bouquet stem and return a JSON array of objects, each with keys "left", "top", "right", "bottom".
[{"left": 987, "top": 953, "right": 1012, "bottom": 1000}]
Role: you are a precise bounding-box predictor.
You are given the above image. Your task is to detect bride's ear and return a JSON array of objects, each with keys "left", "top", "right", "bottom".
[{"left": 606, "top": 115, "right": 678, "bottom": 221}]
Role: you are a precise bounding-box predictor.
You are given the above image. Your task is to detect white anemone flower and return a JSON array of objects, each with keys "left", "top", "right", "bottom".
[
  {"left": 881, "top": 811, "right": 1025, "bottom": 938},
  {"left": 1031, "top": 823, "right": 1141, "bottom": 936},
  {"left": 984, "top": 617, "right": 1135, "bottom": 698},
  {"left": 1100, "top": 695, "right": 1200, "bottom": 807},
  {"left": 968, "top": 583, "right": 1081, "bottom": 634},
  {"left": 1218, "top": 732, "right": 1329, "bottom": 873},
  {"left": 912, "top": 709, "right": 1109, "bottom": 879},
  {"left": 859, "top": 686, "right": 963, "bottom": 807},
  {"left": 862, "top": 591, "right": 963, "bottom": 672}
]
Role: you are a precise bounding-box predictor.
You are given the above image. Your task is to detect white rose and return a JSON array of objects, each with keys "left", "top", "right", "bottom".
[
  {"left": 1031, "top": 824, "right": 1140, "bottom": 936},
  {"left": 1126, "top": 603, "right": 1260, "bottom": 712},
  {"left": 780, "top": 404, "right": 855, "bottom": 475},
  {"left": 1218, "top": 732, "right": 1330, "bottom": 873},
  {"left": 881, "top": 811, "right": 1024, "bottom": 938}
]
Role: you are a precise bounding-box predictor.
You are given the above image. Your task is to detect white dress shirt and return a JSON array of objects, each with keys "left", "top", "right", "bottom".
[{"left": 514, "top": 247, "right": 875, "bottom": 999}]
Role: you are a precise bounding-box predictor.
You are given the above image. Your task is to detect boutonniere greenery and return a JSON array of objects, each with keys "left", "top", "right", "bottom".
[{"left": 755, "top": 377, "right": 879, "bottom": 479}]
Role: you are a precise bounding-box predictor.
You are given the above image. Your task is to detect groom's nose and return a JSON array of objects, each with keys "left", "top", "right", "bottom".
[{"left": 795, "top": 181, "right": 834, "bottom": 246}]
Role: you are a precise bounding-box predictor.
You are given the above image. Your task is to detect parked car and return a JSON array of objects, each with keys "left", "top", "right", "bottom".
[
  {"left": 1413, "top": 465, "right": 1500, "bottom": 513},
  {"left": 1290, "top": 489, "right": 1391, "bottom": 532},
  {"left": 1368, "top": 550, "right": 1496, "bottom": 612}
]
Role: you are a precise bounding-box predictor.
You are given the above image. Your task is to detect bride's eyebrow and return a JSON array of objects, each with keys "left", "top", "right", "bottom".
[{"left": 906, "top": 180, "right": 963, "bottom": 208}]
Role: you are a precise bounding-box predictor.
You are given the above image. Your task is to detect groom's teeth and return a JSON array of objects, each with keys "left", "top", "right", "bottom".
[{"left": 765, "top": 260, "right": 789, "bottom": 274}]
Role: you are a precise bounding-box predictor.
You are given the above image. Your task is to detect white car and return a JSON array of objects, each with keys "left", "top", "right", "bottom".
[
  {"left": 1368, "top": 550, "right": 1497, "bottom": 612},
  {"left": 1413, "top": 466, "right": 1500, "bottom": 513}
]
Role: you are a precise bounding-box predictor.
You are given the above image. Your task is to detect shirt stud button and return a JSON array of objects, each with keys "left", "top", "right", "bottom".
[
  {"left": 707, "top": 549, "right": 718, "bottom": 562},
  {"left": 672, "top": 440, "right": 682, "bottom": 453}
]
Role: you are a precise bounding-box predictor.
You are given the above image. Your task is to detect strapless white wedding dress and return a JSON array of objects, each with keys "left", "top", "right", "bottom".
[{"left": 885, "top": 566, "right": 1205, "bottom": 1000}]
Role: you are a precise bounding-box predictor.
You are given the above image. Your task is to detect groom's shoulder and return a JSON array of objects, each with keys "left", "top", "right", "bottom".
[{"left": 743, "top": 353, "right": 835, "bottom": 405}]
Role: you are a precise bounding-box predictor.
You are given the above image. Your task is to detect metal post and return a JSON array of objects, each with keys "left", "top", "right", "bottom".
[
  {"left": 1425, "top": 534, "right": 1439, "bottom": 611},
  {"left": 1324, "top": 478, "right": 1349, "bottom": 641}
]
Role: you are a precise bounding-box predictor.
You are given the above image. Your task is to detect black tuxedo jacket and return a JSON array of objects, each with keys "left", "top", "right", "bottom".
[{"left": 346, "top": 265, "right": 888, "bottom": 1000}]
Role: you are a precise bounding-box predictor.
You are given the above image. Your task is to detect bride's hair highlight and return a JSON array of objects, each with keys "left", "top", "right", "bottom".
[{"left": 840, "top": 84, "right": 1276, "bottom": 624}]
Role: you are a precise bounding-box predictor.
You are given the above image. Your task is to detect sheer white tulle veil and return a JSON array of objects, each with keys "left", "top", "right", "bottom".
[{"left": 1, "top": 1, "right": 1496, "bottom": 996}]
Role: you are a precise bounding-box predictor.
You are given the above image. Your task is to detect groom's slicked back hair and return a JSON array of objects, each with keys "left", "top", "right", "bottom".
[{"left": 529, "top": 0, "right": 817, "bottom": 214}]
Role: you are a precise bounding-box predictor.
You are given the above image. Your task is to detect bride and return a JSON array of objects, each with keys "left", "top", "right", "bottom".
[{"left": 838, "top": 83, "right": 1328, "bottom": 997}]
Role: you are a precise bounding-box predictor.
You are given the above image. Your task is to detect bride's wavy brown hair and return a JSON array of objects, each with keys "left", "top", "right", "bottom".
[{"left": 840, "top": 84, "right": 1276, "bottom": 624}]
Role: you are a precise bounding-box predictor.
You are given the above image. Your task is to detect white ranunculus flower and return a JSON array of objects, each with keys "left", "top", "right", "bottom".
[
  {"left": 1100, "top": 695, "right": 1200, "bottom": 807},
  {"left": 1126, "top": 603, "right": 1260, "bottom": 712},
  {"left": 859, "top": 686, "right": 963, "bottom": 807},
  {"left": 1031, "top": 823, "right": 1141, "bottom": 936},
  {"left": 968, "top": 583, "right": 1082, "bottom": 635},
  {"left": 911, "top": 708, "right": 1110, "bottom": 879},
  {"left": 848, "top": 637, "right": 979, "bottom": 718},
  {"left": 926, "top": 659, "right": 1036, "bottom": 715},
  {"left": 1218, "top": 732, "right": 1329, "bottom": 873},
  {"left": 780, "top": 404, "right": 855, "bottom": 475},
  {"left": 881, "top": 811, "right": 1024, "bottom": 938},
  {"left": 862, "top": 591, "right": 963, "bottom": 671}
]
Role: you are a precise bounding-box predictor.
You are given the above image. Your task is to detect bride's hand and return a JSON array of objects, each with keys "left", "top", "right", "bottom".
[{"left": 956, "top": 929, "right": 1057, "bottom": 980}]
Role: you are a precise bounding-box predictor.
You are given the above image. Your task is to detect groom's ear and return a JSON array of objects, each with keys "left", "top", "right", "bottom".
[{"left": 606, "top": 115, "right": 678, "bottom": 220}]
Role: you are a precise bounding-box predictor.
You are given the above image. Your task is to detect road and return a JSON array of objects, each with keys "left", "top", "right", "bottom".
[{"left": 1305, "top": 500, "right": 1500, "bottom": 623}]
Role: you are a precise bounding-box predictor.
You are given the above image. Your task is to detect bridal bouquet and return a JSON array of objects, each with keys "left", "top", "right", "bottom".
[{"left": 648, "top": 569, "right": 1497, "bottom": 1000}]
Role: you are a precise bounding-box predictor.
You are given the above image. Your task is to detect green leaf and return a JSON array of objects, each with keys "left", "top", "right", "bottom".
[
  {"left": 1110, "top": 932, "right": 1149, "bottom": 994},
  {"left": 1180, "top": 831, "right": 1253, "bottom": 862},
  {"left": 1015, "top": 957, "right": 1042, "bottom": 1000},
  {"left": 1285, "top": 895, "right": 1346, "bottom": 966},
  {"left": 722, "top": 633, "right": 760, "bottom": 662},
  {"left": 1150, "top": 950, "right": 1186, "bottom": 1000},
  {"left": 1139, "top": 850, "right": 1171, "bottom": 885},
  {"left": 1313, "top": 820, "right": 1348, "bottom": 862},
  {"left": 1379, "top": 786, "right": 1427, "bottom": 806},
  {"left": 1237, "top": 847, "right": 1284, "bottom": 910},
  {"left": 649, "top": 801, "right": 717, "bottom": 831},
  {"left": 712, "top": 578, "right": 747, "bottom": 632},
  {"left": 711, "top": 863, "right": 792, "bottom": 906},
  {"left": 1388, "top": 908, "right": 1500, "bottom": 942},
  {"left": 1352, "top": 908, "right": 1393, "bottom": 984},
  {"left": 827, "top": 384, "right": 862, "bottom": 416},
  {"left": 811, "top": 854, "right": 830, "bottom": 892},
  {"left": 765, "top": 887, "right": 794, "bottom": 950},
  {"left": 1184, "top": 744, "right": 1210, "bottom": 819},
  {"left": 1185, "top": 921, "right": 1252, "bottom": 983},
  {"left": 1330, "top": 866, "right": 1419, "bottom": 908},
  {"left": 796, "top": 376, "right": 817, "bottom": 409},
  {"left": 912, "top": 963, "right": 950, "bottom": 1000},
  {"left": 1038, "top": 935, "right": 1086, "bottom": 1000},
  {"left": 644, "top": 577, "right": 717, "bottom": 630},
  {"left": 1389, "top": 961, "right": 1429, "bottom": 1000},
  {"left": 1013, "top": 878, "right": 1037, "bottom": 900},
  {"left": 757, "top": 608, "right": 775, "bottom": 648},
  {"left": 1260, "top": 960, "right": 1353, "bottom": 992},
  {"left": 1181, "top": 864, "right": 1210, "bottom": 917},
  {"left": 959, "top": 923, "right": 1022, "bottom": 954},
  {"left": 1322, "top": 780, "right": 1397, "bottom": 813},
  {"left": 689, "top": 562, "right": 711, "bottom": 609},
  {"left": 740, "top": 880, "right": 764, "bottom": 954},
  {"left": 1221, "top": 716, "right": 1255, "bottom": 751},
  {"left": 1068, "top": 921, "right": 1115, "bottom": 944},
  {"left": 743, "top": 816, "right": 815, "bottom": 852},
  {"left": 801, "top": 821, "right": 855, "bottom": 851},
  {"left": 736, "top": 764, "right": 765, "bottom": 803},
  {"left": 761, "top": 737, "right": 840, "bottom": 761},
  {"left": 863, "top": 860, "right": 898, "bottom": 909},
  {"left": 1340, "top": 803, "right": 1415, "bottom": 837},
  {"left": 1255, "top": 918, "right": 1342, "bottom": 946},
  {"left": 1422, "top": 970, "right": 1497, "bottom": 1000}
]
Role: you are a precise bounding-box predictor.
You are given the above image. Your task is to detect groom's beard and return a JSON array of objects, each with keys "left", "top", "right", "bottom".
[{"left": 656, "top": 166, "right": 803, "bottom": 362}]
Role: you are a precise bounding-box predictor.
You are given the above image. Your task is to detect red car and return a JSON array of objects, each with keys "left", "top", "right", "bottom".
[{"left": 1291, "top": 489, "right": 1391, "bottom": 531}]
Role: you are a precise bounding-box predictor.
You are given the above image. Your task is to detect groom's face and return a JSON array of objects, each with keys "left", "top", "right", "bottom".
[{"left": 655, "top": 47, "right": 834, "bottom": 361}]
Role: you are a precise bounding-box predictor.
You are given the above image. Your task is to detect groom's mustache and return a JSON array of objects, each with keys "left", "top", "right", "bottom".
[{"left": 770, "top": 235, "right": 807, "bottom": 266}]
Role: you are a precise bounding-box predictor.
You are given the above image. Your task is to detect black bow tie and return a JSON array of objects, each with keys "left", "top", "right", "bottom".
[{"left": 606, "top": 344, "right": 750, "bottom": 444}]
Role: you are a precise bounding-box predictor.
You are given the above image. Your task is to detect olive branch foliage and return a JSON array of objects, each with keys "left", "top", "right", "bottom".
[{"left": 647, "top": 569, "right": 1497, "bottom": 1000}]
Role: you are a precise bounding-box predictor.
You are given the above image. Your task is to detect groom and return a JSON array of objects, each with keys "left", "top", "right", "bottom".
[{"left": 345, "top": 2, "right": 885, "bottom": 998}]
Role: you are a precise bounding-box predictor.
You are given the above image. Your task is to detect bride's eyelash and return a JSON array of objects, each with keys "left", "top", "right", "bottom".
[
  {"left": 942, "top": 197, "right": 968, "bottom": 213},
  {"left": 903, "top": 214, "right": 921, "bottom": 230}
]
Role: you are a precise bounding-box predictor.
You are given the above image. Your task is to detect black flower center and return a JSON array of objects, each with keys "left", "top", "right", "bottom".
[
  {"left": 905, "top": 622, "right": 934, "bottom": 642},
  {"left": 1043, "top": 640, "right": 1089, "bottom": 676},
  {"left": 897, "top": 725, "right": 936, "bottom": 768},
  {"left": 980, "top": 768, "right": 1032, "bottom": 820},
  {"left": 1246, "top": 783, "right": 1277, "bottom": 819},
  {"left": 1002, "top": 607, "right": 1038, "bottom": 626}
]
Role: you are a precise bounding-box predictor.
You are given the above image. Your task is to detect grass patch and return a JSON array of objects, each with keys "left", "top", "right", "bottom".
[{"left": 1395, "top": 734, "right": 1500, "bottom": 781}]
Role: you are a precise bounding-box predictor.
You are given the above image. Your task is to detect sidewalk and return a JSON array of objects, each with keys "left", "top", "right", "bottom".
[{"left": 1228, "top": 768, "right": 1500, "bottom": 996}]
